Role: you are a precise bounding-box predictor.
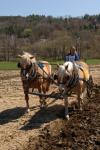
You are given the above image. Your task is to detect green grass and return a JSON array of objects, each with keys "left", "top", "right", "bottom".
[
  {"left": 0, "top": 61, "right": 18, "bottom": 70},
  {"left": 85, "top": 59, "right": 100, "bottom": 65},
  {"left": 0, "top": 59, "right": 100, "bottom": 70}
]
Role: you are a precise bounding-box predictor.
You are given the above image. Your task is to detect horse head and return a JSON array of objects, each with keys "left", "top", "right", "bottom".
[
  {"left": 17, "top": 52, "right": 37, "bottom": 80},
  {"left": 56, "top": 62, "right": 74, "bottom": 92}
]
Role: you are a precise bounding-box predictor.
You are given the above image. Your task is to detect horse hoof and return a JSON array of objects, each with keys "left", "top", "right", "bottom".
[
  {"left": 40, "top": 104, "right": 44, "bottom": 109},
  {"left": 40, "top": 105, "right": 46, "bottom": 109},
  {"left": 65, "top": 115, "right": 69, "bottom": 120},
  {"left": 27, "top": 108, "right": 30, "bottom": 113}
]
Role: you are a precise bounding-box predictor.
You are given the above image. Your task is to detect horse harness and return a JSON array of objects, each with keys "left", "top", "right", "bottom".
[
  {"left": 60, "top": 62, "right": 87, "bottom": 91},
  {"left": 20, "top": 61, "right": 51, "bottom": 82}
]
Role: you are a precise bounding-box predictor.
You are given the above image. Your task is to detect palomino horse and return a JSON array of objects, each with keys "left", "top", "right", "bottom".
[
  {"left": 17, "top": 52, "right": 52, "bottom": 112},
  {"left": 56, "top": 61, "right": 91, "bottom": 120}
]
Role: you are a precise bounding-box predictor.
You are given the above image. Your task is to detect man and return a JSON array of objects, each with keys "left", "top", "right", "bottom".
[{"left": 65, "top": 46, "right": 80, "bottom": 62}]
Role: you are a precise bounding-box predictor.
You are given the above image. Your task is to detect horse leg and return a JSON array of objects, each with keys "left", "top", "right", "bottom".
[
  {"left": 39, "top": 96, "right": 44, "bottom": 108},
  {"left": 77, "top": 90, "right": 83, "bottom": 111},
  {"left": 42, "top": 93, "right": 47, "bottom": 107},
  {"left": 23, "top": 80, "right": 30, "bottom": 112},
  {"left": 25, "top": 93, "right": 30, "bottom": 112},
  {"left": 40, "top": 93, "right": 47, "bottom": 108},
  {"left": 38, "top": 87, "right": 44, "bottom": 108},
  {"left": 41, "top": 83, "right": 48, "bottom": 108},
  {"left": 64, "top": 96, "right": 69, "bottom": 120},
  {"left": 42, "top": 89, "right": 47, "bottom": 107}
]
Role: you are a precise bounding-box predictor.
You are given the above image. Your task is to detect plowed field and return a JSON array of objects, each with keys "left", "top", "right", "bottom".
[{"left": 0, "top": 65, "right": 100, "bottom": 150}]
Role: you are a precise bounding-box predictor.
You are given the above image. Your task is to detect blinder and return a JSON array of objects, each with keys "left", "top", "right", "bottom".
[
  {"left": 53, "top": 73, "right": 58, "bottom": 80},
  {"left": 18, "top": 62, "right": 33, "bottom": 78},
  {"left": 17, "top": 62, "right": 21, "bottom": 68}
]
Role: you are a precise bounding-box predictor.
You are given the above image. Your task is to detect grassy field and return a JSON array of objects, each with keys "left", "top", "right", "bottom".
[
  {"left": 0, "top": 61, "right": 18, "bottom": 70},
  {"left": 0, "top": 59, "right": 100, "bottom": 70},
  {"left": 85, "top": 59, "right": 100, "bottom": 65}
]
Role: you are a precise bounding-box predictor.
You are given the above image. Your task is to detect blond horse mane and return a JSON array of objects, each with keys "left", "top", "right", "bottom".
[{"left": 18, "top": 51, "right": 36, "bottom": 64}]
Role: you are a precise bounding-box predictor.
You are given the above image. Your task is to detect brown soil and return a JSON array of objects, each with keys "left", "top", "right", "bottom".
[
  {"left": 29, "top": 87, "right": 100, "bottom": 150},
  {"left": 0, "top": 66, "right": 100, "bottom": 150}
]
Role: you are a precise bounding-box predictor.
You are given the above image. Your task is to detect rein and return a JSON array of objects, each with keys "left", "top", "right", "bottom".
[
  {"left": 37, "top": 62, "right": 59, "bottom": 86},
  {"left": 22, "top": 61, "right": 58, "bottom": 86}
]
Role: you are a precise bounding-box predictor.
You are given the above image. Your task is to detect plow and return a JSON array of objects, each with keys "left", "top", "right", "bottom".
[
  {"left": 28, "top": 78, "right": 94, "bottom": 100},
  {"left": 29, "top": 91, "right": 64, "bottom": 99},
  {"left": 28, "top": 63, "right": 94, "bottom": 100}
]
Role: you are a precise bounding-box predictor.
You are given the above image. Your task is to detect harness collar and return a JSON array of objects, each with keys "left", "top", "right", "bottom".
[
  {"left": 59, "top": 62, "right": 80, "bottom": 88},
  {"left": 63, "top": 62, "right": 78, "bottom": 88},
  {"left": 66, "top": 73, "right": 79, "bottom": 88}
]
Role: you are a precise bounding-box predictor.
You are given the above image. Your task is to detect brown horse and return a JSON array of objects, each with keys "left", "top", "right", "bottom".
[
  {"left": 56, "top": 61, "right": 91, "bottom": 119},
  {"left": 17, "top": 52, "right": 52, "bottom": 112}
]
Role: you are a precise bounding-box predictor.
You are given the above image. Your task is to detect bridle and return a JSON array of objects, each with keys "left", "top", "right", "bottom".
[
  {"left": 58, "top": 75, "right": 70, "bottom": 85},
  {"left": 18, "top": 61, "right": 51, "bottom": 81},
  {"left": 18, "top": 62, "right": 37, "bottom": 80},
  {"left": 21, "top": 64, "right": 32, "bottom": 76},
  {"left": 58, "top": 63, "right": 79, "bottom": 89}
]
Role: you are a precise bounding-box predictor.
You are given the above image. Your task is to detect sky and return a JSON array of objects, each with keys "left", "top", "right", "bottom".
[{"left": 0, "top": 0, "right": 100, "bottom": 17}]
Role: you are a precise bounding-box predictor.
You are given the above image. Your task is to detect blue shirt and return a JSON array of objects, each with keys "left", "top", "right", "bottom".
[{"left": 65, "top": 53, "right": 80, "bottom": 62}]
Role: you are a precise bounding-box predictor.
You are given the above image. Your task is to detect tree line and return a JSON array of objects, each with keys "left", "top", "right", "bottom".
[{"left": 0, "top": 14, "right": 100, "bottom": 61}]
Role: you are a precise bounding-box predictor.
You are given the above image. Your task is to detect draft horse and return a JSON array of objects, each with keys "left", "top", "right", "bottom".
[
  {"left": 17, "top": 52, "right": 52, "bottom": 112},
  {"left": 55, "top": 61, "right": 92, "bottom": 120}
]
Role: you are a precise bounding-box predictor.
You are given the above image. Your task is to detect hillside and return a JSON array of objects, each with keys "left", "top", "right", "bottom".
[{"left": 0, "top": 14, "right": 100, "bottom": 61}]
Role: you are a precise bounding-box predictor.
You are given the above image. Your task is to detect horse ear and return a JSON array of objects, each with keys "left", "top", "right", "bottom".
[
  {"left": 23, "top": 51, "right": 25, "bottom": 54},
  {"left": 65, "top": 64, "right": 68, "bottom": 70},
  {"left": 17, "top": 55, "right": 22, "bottom": 58}
]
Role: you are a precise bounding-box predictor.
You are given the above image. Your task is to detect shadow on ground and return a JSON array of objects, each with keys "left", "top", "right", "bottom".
[
  {"left": 0, "top": 107, "right": 26, "bottom": 125},
  {"left": 20, "top": 104, "right": 74, "bottom": 130}
]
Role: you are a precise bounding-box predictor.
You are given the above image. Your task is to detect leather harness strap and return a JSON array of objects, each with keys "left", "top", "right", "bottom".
[{"left": 64, "top": 62, "right": 86, "bottom": 89}]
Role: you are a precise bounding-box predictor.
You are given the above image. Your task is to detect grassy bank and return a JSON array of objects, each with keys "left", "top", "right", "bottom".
[
  {"left": 0, "top": 59, "right": 100, "bottom": 70},
  {"left": 0, "top": 61, "right": 18, "bottom": 70}
]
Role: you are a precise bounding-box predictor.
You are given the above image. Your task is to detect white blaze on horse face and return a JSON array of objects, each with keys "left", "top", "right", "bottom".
[
  {"left": 58, "top": 65, "right": 65, "bottom": 91},
  {"left": 58, "top": 66, "right": 65, "bottom": 81},
  {"left": 64, "top": 62, "right": 74, "bottom": 76},
  {"left": 22, "top": 56, "right": 32, "bottom": 68},
  {"left": 19, "top": 57, "right": 32, "bottom": 78},
  {"left": 26, "top": 73, "right": 29, "bottom": 79},
  {"left": 58, "top": 62, "right": 74, "bottom": 92}
]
